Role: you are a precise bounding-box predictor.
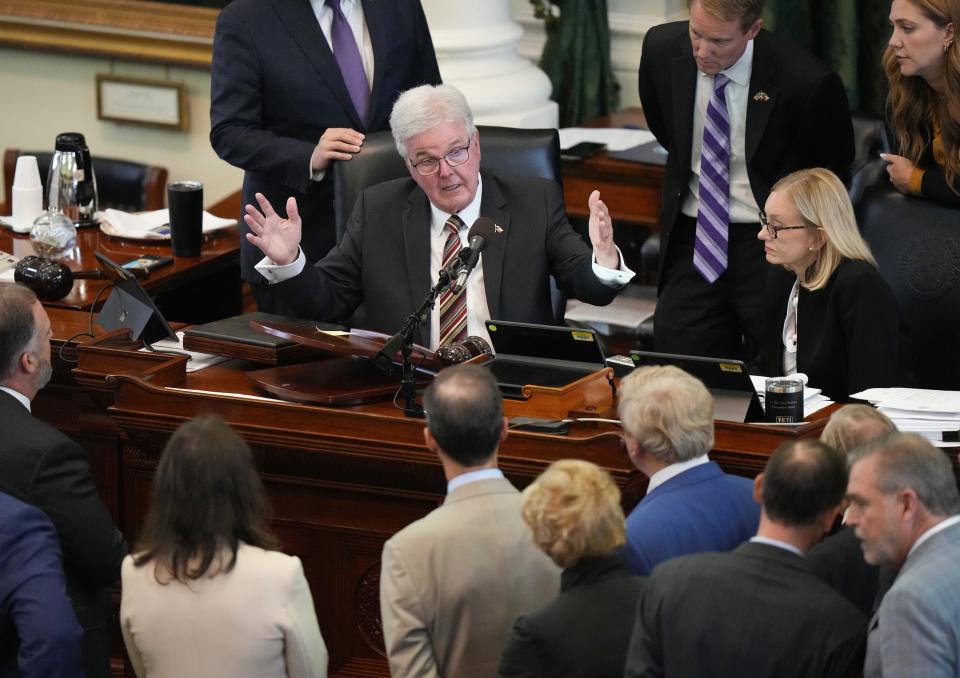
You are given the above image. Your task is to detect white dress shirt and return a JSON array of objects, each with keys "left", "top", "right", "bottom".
[
  {"left": 645, "top": 454, "right": 710, "bottom": 494},
  {"left": 907, "top": 515, "right": 960, "bottom": 559},
  {"left": 750, "top": 535, "right": 803, "bottom": 557},
  {"left": 446, "top": 468, "right": 505, "bottom": 495},
  {"left": 682, "top": 40, "right": 759, "bottom": 224},
  {"left": 256, "top": 175, "right": 635, "bottom": 349},
  {"left": 308, "top": 0, "right": 374, "bottom": 182},
  {"left": 782, "top": 278, "right": 800, "bottom": 374}
]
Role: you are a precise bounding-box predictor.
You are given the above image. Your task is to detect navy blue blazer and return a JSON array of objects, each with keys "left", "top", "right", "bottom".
[
  {"left": 0, "top": 492, "right": 82, "bottom": 678},
  {"left": 210, "top": 0, "right": 442, "bottom": 281},
  {"left": 624, "top": 461, "right": 760, "bottom": 576}
]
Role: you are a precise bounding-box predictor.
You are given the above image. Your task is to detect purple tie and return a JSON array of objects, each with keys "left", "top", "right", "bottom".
[
  {"left": 694, "top": 73, "right": 731, "bottom": 283},
  {"left": 325, "top": 0, "right": 370, "bottom": 124}
]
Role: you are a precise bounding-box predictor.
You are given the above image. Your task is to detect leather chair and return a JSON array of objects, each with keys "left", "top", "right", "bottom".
[
  {"left": 856, "top": 183, "right": 960, "bottom": 389},
  {"left": 848, "top": 113, "right": 891, "bottom": 207},
  {"left": 332, "top": 126, "right": 567, "bottom": 323},
  {"left": 3, "top": 149, "right": 168, "bottom": 213}
]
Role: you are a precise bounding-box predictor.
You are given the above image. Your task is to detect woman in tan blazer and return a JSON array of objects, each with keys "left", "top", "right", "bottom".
[{"left": 120, "top": 416, "right": 327, "bottom": 678}]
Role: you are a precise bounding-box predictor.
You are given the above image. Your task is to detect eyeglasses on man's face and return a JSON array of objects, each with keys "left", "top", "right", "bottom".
[
  {"left": 410, "top": 139, "right": 472, "bottom": 176},
  {"left": 758, "top": 210, "right": 815, "bottom": 239}
]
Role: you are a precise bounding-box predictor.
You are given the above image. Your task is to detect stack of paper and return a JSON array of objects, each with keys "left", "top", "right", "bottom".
[
  {"left": 101, "top": 209, "right": 237, "bottom": 240},
  {"left": 750, "top": 375, "right": 834, "bottom": 419},
  {"left": 850, "top": 388, "right": 960, "bottom": 448}
]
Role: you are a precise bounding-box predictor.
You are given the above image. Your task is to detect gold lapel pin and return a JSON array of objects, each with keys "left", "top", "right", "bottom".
[
  {"left": 753, "top": 91, "right": 770, "bottom": 102},
  {"left": 494, "top": 224, "right": 504, "bottom": 234}
]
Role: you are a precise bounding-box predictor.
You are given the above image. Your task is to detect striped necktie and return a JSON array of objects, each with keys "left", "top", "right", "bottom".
[
  {"left": 325, "top": 0, "right": 370, "bottom": 124},
  {"left": 694, "top": 73, "right": 732, "bottom": 283},
  {"left": 438, "top": 215, "right": 468, "bottom": 346}
]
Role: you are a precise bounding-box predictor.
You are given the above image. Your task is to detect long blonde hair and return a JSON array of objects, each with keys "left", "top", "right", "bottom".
[
  {"left": 884, "top": 0, "right": 960, "bottom": 194},
  {"left": 771, "top": 168, "right": 877, "bottom": 291}
]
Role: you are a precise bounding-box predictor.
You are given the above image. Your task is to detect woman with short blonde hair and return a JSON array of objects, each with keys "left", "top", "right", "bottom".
[
  {"left": 757, "top": 168, "right": 910, "bottom": 402},
  {"left": 497, "top": 460, "right": 644, "bottom": 677}
]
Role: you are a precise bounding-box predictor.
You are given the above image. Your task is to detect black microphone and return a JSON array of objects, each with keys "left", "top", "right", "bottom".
[{"left": 450, "top": 217, "right": 497, "bottom": 294}]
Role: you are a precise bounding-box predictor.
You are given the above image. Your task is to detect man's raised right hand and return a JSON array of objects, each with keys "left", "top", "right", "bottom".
[{"left": 244, "top": 193, "right": 302, "bottom": 266}]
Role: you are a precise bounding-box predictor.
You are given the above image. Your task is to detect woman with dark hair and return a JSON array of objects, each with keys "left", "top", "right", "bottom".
[
  {"left": 120, "top": 416, "right": 327, "bottom": 678},
  {"left": 881, "top": 0, "right": 960, "bottom": 205}
]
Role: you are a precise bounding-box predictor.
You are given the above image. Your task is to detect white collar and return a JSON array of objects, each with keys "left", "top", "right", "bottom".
[
  {"left": 646, "top": 455, "right": 711, "bottom": 493},
  {"left": 430, "top": 175, "right": 483, "bottom": 237},
  {"left": 446, "top": 467, "right": 503, "bottom": 494},
  {"left": 750, "top": 535, "right": 803, "bottom": 557},
  {"left": 0, "top": 386, "right": 31, "bottom": 412},
  {"left": 907, "top": 515, "right": 960, "bottom": 559},
  {"left": 699, "top": 39, "right": 753, "bottom": 88}
]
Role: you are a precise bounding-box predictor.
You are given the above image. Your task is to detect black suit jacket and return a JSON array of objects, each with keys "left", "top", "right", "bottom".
[
  {"left": 496, "top": 553, "right": 644, "bottom": 678},
  {"left": 757, "top": 258, "right": 908, "bottom": 402},
  {"left": 0, "top": 392, "right": 126, "bottom": 669},
  {"left": 210, "top": 0, "right": 441, "bottom": 281},
  {"left": 638, "top": 24, "right": 854, "bottom": 271},
  {"left": 625, "top": 542, "right": 866, "bottom": 678},
  {"left": 806, "top": 525, "right": 889, "bottom": 617},
  {"left": 271, "top": 172, "right": 620, "bottom": 343}
]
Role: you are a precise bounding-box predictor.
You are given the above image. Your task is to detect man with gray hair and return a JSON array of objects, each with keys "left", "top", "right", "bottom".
[
  {"left": 846, "top": 432, "right": 960, "bottom": 677},
  {"left": 379, "top": 364, "right": 559, "bottom": 678},
  {"left": 0, "top": 285, "right": 127, "bottom": 678},
  {"left": 244, "top": 83, "right": 633, "bottom": 348},
  {"left": 618, "top": 365, "right": 758, "bottom": 575}
]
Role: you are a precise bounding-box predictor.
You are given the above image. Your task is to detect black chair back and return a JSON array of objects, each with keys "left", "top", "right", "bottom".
[
  {"left": 848, "top": 114, "right": 890, "bottom": 207},
  {"left": 332, "top": 126, "right": 566, "bottom": 323},
  {"left": 856, "top": 184, "right": 960, "bottom": 389},
  {"left": 4, "top": 149, "right": 168, "bottom": 213}
]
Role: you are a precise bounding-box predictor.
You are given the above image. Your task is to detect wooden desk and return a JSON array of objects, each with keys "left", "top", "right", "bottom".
[
  {"left": 38, "top": 309, "right": 830, "bottom": 678},
  {"left": 561, "top": 108, "right": 664, "bottom": 229},
  {"left": 1, "top": 220, "right": 242, "bottom": 324}
]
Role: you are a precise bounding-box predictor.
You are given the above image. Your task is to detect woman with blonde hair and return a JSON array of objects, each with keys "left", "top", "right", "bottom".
[
  {"left": 756, "top": 168, "right": 910, "bottom": 402},
  {"left": 881, "top": 0, "right": 960, "bottom": 205},
  {"left": 497, "top": 460, "right": 644, "bottom": 678}
]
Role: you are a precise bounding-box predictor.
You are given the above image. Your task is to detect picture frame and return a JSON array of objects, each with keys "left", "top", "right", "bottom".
[{"left": 96, "top": 74, "right": 188, "bottom": 130}]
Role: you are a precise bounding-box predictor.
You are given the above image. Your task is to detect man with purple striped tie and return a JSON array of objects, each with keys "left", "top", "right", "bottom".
[
  {"left": 639, "top": 0, "right": 854, "bottom": 360},
  {"left": 244, "top": 84, "right": 633, "bottom": 349}
]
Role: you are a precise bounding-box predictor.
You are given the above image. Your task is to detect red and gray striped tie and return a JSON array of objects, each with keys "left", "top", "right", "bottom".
[
  {"left": 694, "top": 73, "right": 731, "bottom": 283},
  {"left": 438, "top": 214, "right": 468, "bottom": 346}
]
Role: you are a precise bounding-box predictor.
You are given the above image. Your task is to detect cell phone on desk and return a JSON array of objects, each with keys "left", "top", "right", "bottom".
[
  {"left": 561, "top": 141, "right": 607, "bottom": 161},
  {"left": 121, "top": 254, "right": 174, "bottom": 277}
]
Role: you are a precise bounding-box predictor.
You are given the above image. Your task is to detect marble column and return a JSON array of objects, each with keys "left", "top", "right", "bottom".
[{"left": 422, "top": 0, "right": 558, "bottom": 127}]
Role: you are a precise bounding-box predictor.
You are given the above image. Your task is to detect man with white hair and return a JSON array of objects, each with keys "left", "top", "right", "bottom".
[
  {"left": 846, "top": 432, "right": 960, "bottom": 677},
  {"left": 244, "top": 83, "right": 633, "bottom": 348},
  {"left": 618, "top": 365, "right": 759, "bottom": 575}
]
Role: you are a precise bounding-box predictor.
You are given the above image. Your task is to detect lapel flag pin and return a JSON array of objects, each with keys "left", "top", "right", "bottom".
[{"left": 494, "top": 224, "right": 504, "bottom": 234}]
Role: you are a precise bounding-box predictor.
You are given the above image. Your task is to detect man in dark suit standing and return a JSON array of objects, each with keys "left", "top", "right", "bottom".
[
  {"left": 625, "top": 439, "right": 866, "bottom": 678},
  {"left": 244, "top": 84, "right": 633, "bottom": 348},
  {"left": 0, "top": 491, "right": 82, "bottom": 678},
  {"left": 0, "top": 285, "right": 128, "bottom": 678},
  {"left": 639, "top": 0, "right": 854, "bottom": 359},
  {"left": 210, "top": 0, "right": 442, "bottom": 313}
]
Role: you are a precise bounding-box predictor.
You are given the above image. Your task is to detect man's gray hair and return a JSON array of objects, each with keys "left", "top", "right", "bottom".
[
  {"left": 850, "top": 432, "right": 960, "bottom": 518},
  {"left": 821, "top": 404, "right": 897, "bottom": 459},
  {"left": 390, "top": 84, "right": 477, "bottom": 158},
  {"left": 617, "top": 365, "right": 714, "bottom": 464},
  {"left": 0, "top": 284, "right": 39, "bottom": 382}
]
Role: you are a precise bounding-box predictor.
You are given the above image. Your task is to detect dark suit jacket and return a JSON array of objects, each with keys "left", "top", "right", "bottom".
[
  {"left": 0, "top": 392, "right": 127, "bottom": 676},
  {"left": 0, "top": 492, "right": 82, "bottom": 678},
  {"left": 638, "top": 24, "right": 854, "bottom": 272},
  {"left": 757, "top": 258, "right": 908, "bottom": 402},
  {"left": 625, "top": 541, "right": 867, "bottom": 678},
  {"left": 496, "top": 553, "right": 644, "bottom": 678},
  {"left": 807, "top": 525, "right": 889, "bottom": 617},
  {"left": 623, "top": 461, "right": 759, "bottom": 575},
  {"left": 210, "top": 0, "right": 442, "bottom": 281},
  {"left": 271, "top": 172, "right": 620, "bottom": 343}
]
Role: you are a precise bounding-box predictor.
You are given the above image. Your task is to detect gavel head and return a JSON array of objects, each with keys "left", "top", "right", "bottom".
[
  {"left": 435, "top": 335, "right": 493, "bottom": 366},
  {"left": 14, "top": 255, "right": 75, "bottom": 301}
]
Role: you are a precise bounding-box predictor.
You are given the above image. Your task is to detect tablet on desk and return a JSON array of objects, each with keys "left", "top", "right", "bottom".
[{"left": 628, "top": 350, "right": 765, "bottom": 423}]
